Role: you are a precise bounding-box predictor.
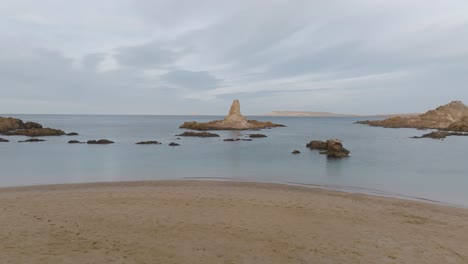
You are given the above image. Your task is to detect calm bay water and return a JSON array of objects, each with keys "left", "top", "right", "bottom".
[{"left": 1, "top": 114, "right": 467, "bottom": 206}]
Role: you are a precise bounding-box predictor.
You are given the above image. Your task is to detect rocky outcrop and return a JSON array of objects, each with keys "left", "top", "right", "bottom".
[
  {"left": 292, "top": 150, "right": 301, "bottom": 154},
  {"left": 66, "top": 132, "right": 79, "bottom": 136},
  {"left": 179, "top": 100, "right": 285, "bottom": 130},
  {"left": 356, "top": 101, "right": 468, "bottom": 130},
  {"left": 19, "top": 138, "right": 45, "bottom": 143},
  {"left": 136, "top": 141, "right": 162, "bottom": 145},
  {"left": 0, "top": 138, "right": 9, "bottom": 142},
  {"left": 0, "top": 116, "right": 66, "bottom": 136},
  {"left": 249, "top": 134, "right": 267, "bottom": 138},
  {"left": 412, "top": 131, "right": 468, "bottom": 139},
  {"left": 3, "top": 128, "right": 65, "bottom": 137},
  {"left": 445, "top": 116, "right": 468, "bottom": 132},
  {"left": 68, "top": 140, "right": 85, "bottom": 144},
  {"left": 176, "top": 132, "right": 220, "bottom": 138},
  {"left": 307, "top": 139, "right": 350, "bottom": 158},
  {"left": 169, "top": 142, "right": 180, "bottom": 146},
  {"left": 87, "top": 139, "right": 114, "bottom": 144}
]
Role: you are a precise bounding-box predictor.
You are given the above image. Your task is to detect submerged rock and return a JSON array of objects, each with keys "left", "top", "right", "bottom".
[
  {"left": 19, "top": 138, "right": 45, "bottom": 143},
  {"left": 292, "top": 150, "right": 301, "bottom": 154},
  {"left": 356, "top": 101, "right": 468, "bottom": 131},
  {"left": 179, "top": 100, "right": 285, "bottom": 130},
  {"left": 177, "top": 132, "right": 220, "bottom": 138},
  {"left": 66, "top": 132, "right": 79, "bottom": 136},
  {"left": 223, "top": 138, "right": 253, "bottom": 142},
  {"left": 169, "top": 142, "right": 180, "bottom": 146},
  {"left": 307, "top": 139, "right": 350, "bottom": 158},
  {"left": 0, "top": 138, "right": 9, "bottom": 142},
  {"left": 136, "top": 141, "right": 162, "bottom": 145},
  {"left": 249, "top": 134, "right": 267, "bottom": 138},
  {"left": 87, "top": 139, "right": 114, "bottom": 144}
]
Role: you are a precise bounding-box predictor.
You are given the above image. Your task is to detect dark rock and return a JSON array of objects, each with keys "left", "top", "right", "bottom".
[
  {"left": 306, "top": 140, "right": 328, "bottom": 150},
  {"left": 0, "top": 138, "right": 9, "bottom": 142},
  {"left": 249, "top": 134, "right": 267, "bottom": 138},
  {"left": 292, "top": 150, "right": 301, "bottom": 154},
  {"left": 19, "top": 138, "right": 45, "bottom": 143},
  {"left": 24, "top": 122, "right": 43, "bottom": 129},
  {"left": 325, "top": 139, "right": 350, "bottom": 158},
  {"left": 87, "top": 139, "right": 114, "bottom": 144},
  {"left": 169, "top": 142, "right": 180, "bottom": 146},
  {"left": 3, "top": 128, "right": 65, "bottom": 137},
  {"left": 224, "top": 138, "right": 253, "bottom": 142},
  {"left": 136, "top": 141, "right": 162, "bottom": 145},
  {"left": 242, "top": 139, "right": 253, "bottom": 141},
  {"left": 68, "top": 140, "right": 84, "bottom": 144},
  {"left": 66, "top": 132, "right": 79, "bottom": 136},
  {"left": 177, "top": 132, "right": 220, "bottom": 138},
  {"left": 307, "top": 139, "right": 350, "bottom": 158},
  {"left": 223, "top": 138, "right": 238, "bottom": 141}
]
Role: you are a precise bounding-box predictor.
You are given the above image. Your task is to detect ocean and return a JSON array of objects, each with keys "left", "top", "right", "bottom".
[{"left": 1, "top": 114, "right": 467, "bottom": 207}]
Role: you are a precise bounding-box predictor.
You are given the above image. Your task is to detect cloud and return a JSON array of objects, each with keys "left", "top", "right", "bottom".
[{"left": 0, "top": 0, "right": 468, "bottom": 115}]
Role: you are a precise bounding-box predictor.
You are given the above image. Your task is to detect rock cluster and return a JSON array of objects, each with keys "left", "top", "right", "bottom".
[
  {"left": 306, "top": 139, "right": 350, "bottom": 158},
  {"left": 0, "top": 116, "right": 66, "bottom": 136},
  {"left": 180, "top": 100, "right": 285, "bottom": 130},
  {"left": 356, "top": 101, "right": 468, "bottom": 131}
]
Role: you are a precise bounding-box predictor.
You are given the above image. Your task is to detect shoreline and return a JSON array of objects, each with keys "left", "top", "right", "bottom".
[
  {"left": 1, "top": 178, "right": 464, "bottom": 209},
  {"left": 1, "top": 180, "right": 468, "bottom": 263}
]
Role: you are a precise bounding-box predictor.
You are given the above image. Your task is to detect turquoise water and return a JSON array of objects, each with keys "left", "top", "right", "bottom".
[{"left": 1, "top": 114, "right": 467, "bottom": 206}]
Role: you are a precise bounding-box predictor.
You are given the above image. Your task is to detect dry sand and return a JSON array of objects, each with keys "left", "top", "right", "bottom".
[{"left": 1, "top": 180, "right": 467, "bottom": 264}]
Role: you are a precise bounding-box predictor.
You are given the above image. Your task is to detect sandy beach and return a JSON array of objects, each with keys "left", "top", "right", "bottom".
[{"left": 1, "top": 181, "right": 467, "bottom": 264}]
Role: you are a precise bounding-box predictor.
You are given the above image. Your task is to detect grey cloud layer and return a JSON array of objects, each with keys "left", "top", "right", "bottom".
[{"left": 1, "top": 0, "right": 467, "bottom": 114}]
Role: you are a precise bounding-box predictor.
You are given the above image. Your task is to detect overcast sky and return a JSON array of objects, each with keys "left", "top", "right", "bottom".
[{"left": 1, "top": 0, "right": 467, "bottom": 115}]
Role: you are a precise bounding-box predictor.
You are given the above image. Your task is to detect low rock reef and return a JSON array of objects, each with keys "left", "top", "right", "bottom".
[
  {"left": 0, "top": 116, "right": 66, "bottom": 136},
  {"left": 180, "top": 100, "right": 285, "bottom": 131},
  {"left": 87, "top": 139, "right": 114, "bottom": 144},
  {"left": 356, "top": 101, "right": 468, "bottom": 131},
  {"left": 307, "top": 139, "right": 350, "bottom": 158},
  {"left": 411, "top": 131, "right": 468, "bottom": 139},
  {"left": 136, "top": 141, "right": 162, "bottom": 145},
  {"left": 176, "top": 132, "right": 220, "bottom": 137}
]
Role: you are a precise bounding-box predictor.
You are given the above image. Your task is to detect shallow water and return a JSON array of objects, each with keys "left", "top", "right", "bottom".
[{"left": 1, "top": 114, "right": 467, "bottom": 206}]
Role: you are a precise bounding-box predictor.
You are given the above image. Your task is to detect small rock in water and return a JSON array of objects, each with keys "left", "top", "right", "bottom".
[
  {"left": 169, "top": 142, "right": 180, "bottom": 146},
  {"left": 292, "top": 150, "right": 301, "bottom": 154},
  {"left": 68, "top": 140, "right": 84, "bottom": 144},
  {"left": 19, "top": 138, "right": 45, "bottom": 143},
  {"left": 66, "top": 132, "right": 79, "bottom": 136},
  {"left": 136, "top": 141, "right": 162, "bottom": 145},
  {"left": 87, "top": 139, "right": 114, "bottom": 144},
  {"left": 249, "top": 134, "right": 267, "bottom": 138},
  {"left": 0, "top": 138, "right": 9, "bottom": 142}
]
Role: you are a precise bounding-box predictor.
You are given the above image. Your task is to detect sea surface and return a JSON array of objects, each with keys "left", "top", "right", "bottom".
[{"left": 1, "top": 114, "right": 467, "bottom": 207}]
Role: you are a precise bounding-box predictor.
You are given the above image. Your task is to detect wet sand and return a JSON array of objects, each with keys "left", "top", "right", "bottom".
[{"left": 1, "top": 180, "right": 467, "bottom": 263}]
